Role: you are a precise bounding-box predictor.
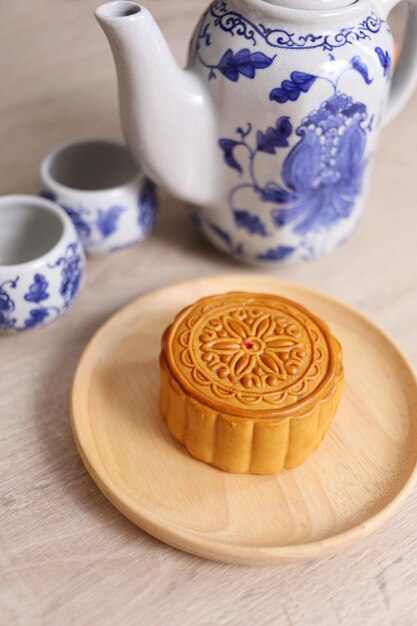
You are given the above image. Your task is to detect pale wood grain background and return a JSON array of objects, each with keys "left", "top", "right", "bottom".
[{"left": 0, "top": 1, "right": 416, "bottom": 624}]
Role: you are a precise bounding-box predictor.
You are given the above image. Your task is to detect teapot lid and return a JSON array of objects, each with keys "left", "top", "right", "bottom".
[{"left": 262, "top": 0, "right": 355, "bottom": 9}]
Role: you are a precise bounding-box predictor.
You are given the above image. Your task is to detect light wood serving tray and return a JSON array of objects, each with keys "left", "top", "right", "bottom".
[{"left": 71, "top": 276, "right": 417, "bottom": 565}]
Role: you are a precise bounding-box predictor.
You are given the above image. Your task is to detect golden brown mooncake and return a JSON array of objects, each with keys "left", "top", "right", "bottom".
[{"left": 160, "top": 292, "right": 344, "bottom": 474}]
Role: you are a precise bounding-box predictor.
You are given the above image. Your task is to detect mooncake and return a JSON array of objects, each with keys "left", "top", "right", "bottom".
[{"left": 160, "top": 292, "right": 344, "bottom": 474}]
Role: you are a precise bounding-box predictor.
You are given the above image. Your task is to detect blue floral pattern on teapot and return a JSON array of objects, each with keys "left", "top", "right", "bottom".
[
  {"left": 189, "top": 0, "right": 393, "bottom": 263},
  {"left": 96, "top": 0, "right": 417, "bottom": 265}
]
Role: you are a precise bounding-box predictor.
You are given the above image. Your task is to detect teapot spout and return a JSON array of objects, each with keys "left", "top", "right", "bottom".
[{"left": 96, "top": 1, "right": 217, "bottom": 204}]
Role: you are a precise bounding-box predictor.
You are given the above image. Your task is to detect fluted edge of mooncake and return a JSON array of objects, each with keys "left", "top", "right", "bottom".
[{"left": 159, "top": 349, "right": 344, "bottom": 474}]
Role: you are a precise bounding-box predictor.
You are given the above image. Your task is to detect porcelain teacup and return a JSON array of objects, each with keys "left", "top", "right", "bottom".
[
  {"left": 0, "top": 195, "right": 85, "bottom": 333},
  {"left": 40, "top": 139, "right": 157, "bottom": 256}
]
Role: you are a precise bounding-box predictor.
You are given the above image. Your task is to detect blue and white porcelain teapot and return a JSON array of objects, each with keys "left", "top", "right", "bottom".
[{"left": 96, "top": 0, "right": 417, "bottom": 264}]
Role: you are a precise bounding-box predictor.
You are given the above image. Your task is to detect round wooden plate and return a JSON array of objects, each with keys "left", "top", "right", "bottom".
[{"left": 71, "top": 276, "right": 417, "bottom": 565}]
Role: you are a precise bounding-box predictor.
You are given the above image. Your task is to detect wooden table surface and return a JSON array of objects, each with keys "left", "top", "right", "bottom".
[{"left": 1, "top": 1, "right": 416, "bottom": 624}]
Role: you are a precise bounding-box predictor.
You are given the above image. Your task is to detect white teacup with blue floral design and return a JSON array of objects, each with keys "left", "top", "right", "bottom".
[
  {"left": 0, "top": 195, "right": 85, "bottom": 333},
  {"left": 40, "top": 139, "right": 157, "bottom": 256}
]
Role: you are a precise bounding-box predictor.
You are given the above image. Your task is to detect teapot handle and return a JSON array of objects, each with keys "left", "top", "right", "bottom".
[{"left": 381, "top": 0, "right": 417, "bottom": 125}]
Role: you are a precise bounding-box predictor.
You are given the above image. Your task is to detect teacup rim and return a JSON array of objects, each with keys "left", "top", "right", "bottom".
[
  {"left": 40, "top": 137, "right": 143, "bottom": 197},
  {"left": 0, "top": 194, "right": 76, "bottom": 271}
]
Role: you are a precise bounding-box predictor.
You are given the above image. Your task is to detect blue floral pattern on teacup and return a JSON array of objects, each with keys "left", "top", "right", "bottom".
[
  {"left": 49, "top": 242, "right": 84, "bottom": 307},
  {"left": 41, "top": 180, "right": 157, "bottom": 254},
  {"left": 0, "top": 279, "right": 18, "bottom": 331},
  {"left": 0, "top": 242, "right": 84, "bottom": 333}
]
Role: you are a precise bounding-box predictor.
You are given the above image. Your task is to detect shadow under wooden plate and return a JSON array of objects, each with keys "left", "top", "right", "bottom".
[{"left": 71, "top": 276, "right": 417, "bottom": 565}]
